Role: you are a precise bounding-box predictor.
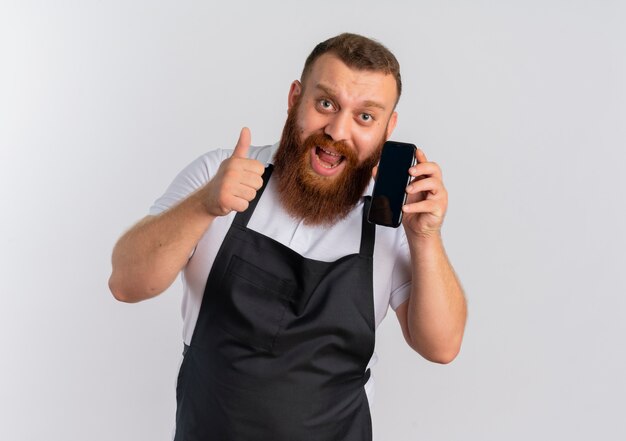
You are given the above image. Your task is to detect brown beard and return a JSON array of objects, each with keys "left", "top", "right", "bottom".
[{"left": 273, "top": 104, "right": 384, "bottom": 225}]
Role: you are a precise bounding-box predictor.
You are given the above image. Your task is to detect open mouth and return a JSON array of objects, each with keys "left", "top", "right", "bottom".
[{"left": 315, "top": 146, "right": 345, "bottom": 169}]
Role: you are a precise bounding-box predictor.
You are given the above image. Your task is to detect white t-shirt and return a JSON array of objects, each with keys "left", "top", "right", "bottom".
[{"left": 150, "top": 143, "right": 412, "bottom": 401}]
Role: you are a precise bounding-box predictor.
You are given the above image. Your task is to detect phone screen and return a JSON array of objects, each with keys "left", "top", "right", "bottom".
[{"left": 368, "top": 141, "right": 417, "bottom": 227}]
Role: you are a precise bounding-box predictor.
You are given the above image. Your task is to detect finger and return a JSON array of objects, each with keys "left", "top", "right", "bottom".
[
  {"left": 406, "top": 177, "right": 444, "bottom": 195},
  {"left": 402, "top": 199, "right": 441, "bottom": 214},
  {"left": 229, "top": 197, "right": 250, "bottom": 213},
  {"left": 232, "top": 127, "right": 251, "bottom": 158},
  {"left": 219, "top": 187, "right": 256, "bottom": 213},
  {"left": 232, "top": 184, "right": 258, "bottom": 203},
  {"left": 244, "top": 159, "right": 266, "bottom": 176},
  {"left": 241, "top": 170, "right": 265, "bottom": 190},
  {"left": 416, "top": 148, "right": 428, "bottom": 163},
  {"left": 409, "top": 161, "right": 442, "bottom": 180}
]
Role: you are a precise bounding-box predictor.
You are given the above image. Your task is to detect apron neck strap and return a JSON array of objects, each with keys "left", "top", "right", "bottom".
[{"left": 359, "top": 196, "right": 376, "bottom": 257}]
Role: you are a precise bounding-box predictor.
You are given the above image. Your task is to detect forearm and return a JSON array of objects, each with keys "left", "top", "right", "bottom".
[
  {"left": 406, "top": 233, "right": 467, "bottom": 362},
  {"left": 109, "top": 189, "right": 215, "bottom": 303},
  {"left": 109, "top": 128, "right": 264, "bottom": 303}
]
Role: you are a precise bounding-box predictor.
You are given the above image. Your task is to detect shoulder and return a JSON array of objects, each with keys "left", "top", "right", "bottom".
[
  {"left": 182, "top": 143, "right": 276, "bottom": 183},
  {"left": 248, "top": 144, "right": 277, "bottom": 163},
  {"left": 198, "top": 143, "right": 276, "bottom": 169},
  {"left": 148, "top": 144, "right": 276, "bottom": 216}
]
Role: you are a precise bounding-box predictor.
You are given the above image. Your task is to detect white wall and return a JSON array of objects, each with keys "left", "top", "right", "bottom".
[{"left": 1, "top": 1, "right": 625, "bottom": 440}]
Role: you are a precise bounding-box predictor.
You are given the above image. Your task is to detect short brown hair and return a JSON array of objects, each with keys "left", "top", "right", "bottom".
[{"left": 301, "top": 33, "right": 402, "bottom": 104}]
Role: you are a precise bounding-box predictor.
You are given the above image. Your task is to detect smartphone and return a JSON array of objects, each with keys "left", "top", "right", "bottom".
[{"left": 367, "top": 141, "right": 417, "bottom": 228}]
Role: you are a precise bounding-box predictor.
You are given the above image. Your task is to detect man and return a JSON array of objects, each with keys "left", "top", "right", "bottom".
[{"left": 109, "top": 33, "right": 466, "bottom": 440}]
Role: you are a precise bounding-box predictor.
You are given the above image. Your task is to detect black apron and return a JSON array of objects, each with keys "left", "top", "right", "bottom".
[{"left": 174, "top": 165, "right": 376, "bottom": 441}]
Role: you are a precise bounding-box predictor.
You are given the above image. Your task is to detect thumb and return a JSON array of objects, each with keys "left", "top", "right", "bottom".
[
  {"left": 416, "top": 147, "right": 427, "bottom": 164},
  {"left": 232, "top": 127, "right": 251, "bottom": 158}
]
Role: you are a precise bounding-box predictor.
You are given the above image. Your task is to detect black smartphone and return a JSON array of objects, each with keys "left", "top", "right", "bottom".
[{"left": 367, "top": 141, "right": 417, "bottom": 228}]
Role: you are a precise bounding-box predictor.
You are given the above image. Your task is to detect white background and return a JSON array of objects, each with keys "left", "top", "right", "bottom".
[{"left": 1, "top": 1, "right": 625, "bottom": 440}]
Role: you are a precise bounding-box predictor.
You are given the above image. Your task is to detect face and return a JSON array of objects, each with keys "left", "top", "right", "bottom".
[
  {"left": 289, "top": 53, "right": 398, "bottom": 174},
  {"left": 274, "top": 54, "right": 399, "bottom": 225}
]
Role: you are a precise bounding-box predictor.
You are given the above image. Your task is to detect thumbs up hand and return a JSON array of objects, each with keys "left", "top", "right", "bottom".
[{"left": 201, "top": 127, "right": 266, "bottom": 217}]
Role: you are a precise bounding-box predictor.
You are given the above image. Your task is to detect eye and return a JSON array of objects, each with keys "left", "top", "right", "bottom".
[
  {"left": 359, "top": 113, "right": 374, "bottom": 123},
  {"left": 319, "top": 99, "right": 334, "bottom": 110}
]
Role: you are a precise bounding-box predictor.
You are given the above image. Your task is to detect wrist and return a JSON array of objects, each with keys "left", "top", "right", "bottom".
[
  {"left": 406, "top": 229, "right": 443, "bottom": 254},
  {"left": 186, "top": 186, "right": 218, "bottom": 220},
  {"left": 406, "top": 227, "right": 442, "bottom": 242}
]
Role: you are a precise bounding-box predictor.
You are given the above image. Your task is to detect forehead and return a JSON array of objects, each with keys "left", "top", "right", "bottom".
[{"left": 303, "top": 54, "right": 398, "bottom": 109}]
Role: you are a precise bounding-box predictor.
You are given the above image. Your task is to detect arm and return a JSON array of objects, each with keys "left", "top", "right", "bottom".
[
  {"left": 108, "top": 128, "right": 265, "bottom": 303},
  {"left": 395, "top": 148, "right": 467, "bottom": 364}
]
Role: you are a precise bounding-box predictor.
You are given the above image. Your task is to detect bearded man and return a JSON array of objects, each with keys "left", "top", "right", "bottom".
[{"left": 109, "top": 33, "right": 467, "bottom": 440}]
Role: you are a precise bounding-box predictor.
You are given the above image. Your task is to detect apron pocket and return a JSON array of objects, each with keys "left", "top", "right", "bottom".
[{"left": 217, "top": 255, "right": 295, "bottom": 352}]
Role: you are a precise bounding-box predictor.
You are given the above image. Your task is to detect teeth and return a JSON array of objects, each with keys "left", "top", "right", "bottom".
[
  {"left": 316, "top": 154, "right": 339, "bottom": 169},
  {"left": 319, "top": 147, "right": 341, "bottom": 157},
  {"left": 321, "top": 161, "right": 338, "bottom": 169},
  {"left": 316, "top": 152, "right": 341, "bottom": 169},
  {"left": 315, "top": 146, "right": 344, "bottom": 170}
]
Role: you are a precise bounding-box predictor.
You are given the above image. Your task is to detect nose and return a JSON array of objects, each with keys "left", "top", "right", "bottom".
[{"left": 324, "top": 111, "right": 352, "bottom": 143}]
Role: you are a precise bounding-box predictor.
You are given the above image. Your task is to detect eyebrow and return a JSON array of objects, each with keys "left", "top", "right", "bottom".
[{"left": 315, "top": 83, "right": 387, "bottom": 111}]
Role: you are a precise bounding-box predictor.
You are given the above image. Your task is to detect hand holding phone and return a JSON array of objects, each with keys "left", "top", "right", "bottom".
[{"left": 367, "top": 141, "right": 417, "bottom": 228}]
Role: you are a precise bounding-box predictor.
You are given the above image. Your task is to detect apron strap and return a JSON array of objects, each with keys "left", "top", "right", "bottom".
[
  {"left": 360, "top": 196, "right": 376, "bottom": 257},
  {"left": 232, "top": 164, "right": 274, "bottom": 228},
  {"left": 361, "top": 368, "right": 372, "bottom": 386}
]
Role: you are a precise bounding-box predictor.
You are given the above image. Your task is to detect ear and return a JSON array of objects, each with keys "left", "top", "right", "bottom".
[
  {"left": 287, "top": 80, "right": 302, "bottom": 111},
  {"left": 385, "top": 111, "right": 398, "bottom": 140}
]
